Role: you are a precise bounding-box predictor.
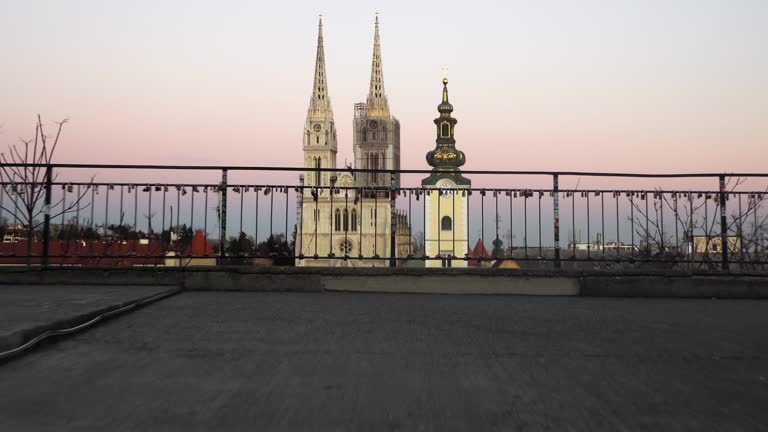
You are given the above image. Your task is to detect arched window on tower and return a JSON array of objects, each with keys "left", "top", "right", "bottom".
[
  {"left": 441, "top": 216, "right": 453, "bottom": 231},
  {"left": 441, "top": 123, "right": 450, "bottom": 138},
  {"left": 351, "top": 209, "right": 358, "bottom": 232},
  {"left": 315, "top": 157, "right": 321, "bottom": 186},
  {"left": 334, "top": 209, "right": 341, "bottom": 231},
  {"left": 343, "top": 208, "right": 349, "bottom": 231},
  {"left": 316, "top": 135, "right": 320, "bottom": 144}
]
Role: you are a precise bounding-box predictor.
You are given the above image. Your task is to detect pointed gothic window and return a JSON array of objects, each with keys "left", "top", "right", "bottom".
[
  {"left": 315, "top": 158, "right": 321, "bottom": 185},
  {"left": 343, "top": 208, "right": 349, "bottom": 231},
  {"left": 351, "top": 209, "right": 358, "bottom": 232},
  {"left": 334, "top": 209, "right": 341, "bottom": 231}
]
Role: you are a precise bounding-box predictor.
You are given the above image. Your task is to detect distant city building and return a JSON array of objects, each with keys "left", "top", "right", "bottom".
[
  {"left": 568, "top": 241, "right": 638, "bottom": 252},
  {"left": 692, "top": 235, "right": 742, "bottom": 254}
]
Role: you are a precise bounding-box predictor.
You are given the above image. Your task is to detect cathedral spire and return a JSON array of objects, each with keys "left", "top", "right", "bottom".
[
  {"left": 308, "top": 15, "right": 333, "bottom": 119},
  {"left": 366, "top": 14, "right": 390, "bottom": 118}
]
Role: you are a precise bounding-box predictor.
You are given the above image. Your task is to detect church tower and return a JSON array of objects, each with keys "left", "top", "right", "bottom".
[
  {"left": 303, "top": 16, "right": 337, "bottom": 187},
  {"left": 297, "top": 17, "right": 338, "bottom": 265},
  {"left": 422, "top": 77, "right": 471, "bottom": 267},
  {"left": 353, "top": 16, "right": 401, "bottom": 190}
]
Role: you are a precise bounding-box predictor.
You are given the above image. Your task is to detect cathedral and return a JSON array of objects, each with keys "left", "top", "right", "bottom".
[
  {"left": 296, "top": 16, "right": 410, "bottom": 267},
  {"left": 295, "top": 16, "right": 470, "bottom": 268}
]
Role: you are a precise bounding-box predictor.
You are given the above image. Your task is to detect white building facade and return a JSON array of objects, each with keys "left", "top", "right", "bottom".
[{"left": 296, "top": 17, "right": 408, "bottom": 267}]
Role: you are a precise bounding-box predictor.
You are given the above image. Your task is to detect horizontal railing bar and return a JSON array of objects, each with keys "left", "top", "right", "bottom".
[
  {"left": 3, "top": 163, "right": 768, "bottom": 178},
  {"left": 4, "top": 181, "right": 765, "bottom": 196}
]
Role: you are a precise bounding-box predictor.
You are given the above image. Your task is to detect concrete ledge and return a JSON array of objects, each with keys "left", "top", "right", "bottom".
[
  {"left": 1, "top": 267, "right": 768, "bottom": 298},
  {"left": 326, "top": 275, "right": 579, "bottom": 295},
  {"left": 580, "top": 276, "right": 768, "bottom": 298},
  {"left": 183, "top": 271, "right": 322, "bottom": 292}
]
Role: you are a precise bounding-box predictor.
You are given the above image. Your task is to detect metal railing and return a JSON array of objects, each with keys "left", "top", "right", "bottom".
[{"left": 1, "top": 163, "right": 767, "bottom": 272}]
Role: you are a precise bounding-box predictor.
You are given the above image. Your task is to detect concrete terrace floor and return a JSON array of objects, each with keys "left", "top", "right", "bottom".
[{"left": 1, "top": 292, "right": 767, "bottom": 431}]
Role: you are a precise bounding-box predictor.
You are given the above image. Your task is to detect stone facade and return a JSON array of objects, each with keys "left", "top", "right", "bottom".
[{"left": 296, "top": 17, "right": 409, "bottom": 267}]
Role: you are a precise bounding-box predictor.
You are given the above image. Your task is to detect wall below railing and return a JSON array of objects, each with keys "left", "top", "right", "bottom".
[{"left": 1, "top": 267, "right": 767, "bottom": 298}]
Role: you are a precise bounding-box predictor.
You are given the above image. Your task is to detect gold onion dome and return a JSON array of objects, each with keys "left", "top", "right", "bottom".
[{"left": 426, "top": 77, "right": 466, "bottom": 174}]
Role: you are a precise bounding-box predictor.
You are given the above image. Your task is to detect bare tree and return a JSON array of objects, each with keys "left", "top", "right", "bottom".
[
  {"left": 0, "top": 115, "right": 92, "bottom": 263},
  {"left": 629, "top": 178, "right": 767, "bottom": 271}
]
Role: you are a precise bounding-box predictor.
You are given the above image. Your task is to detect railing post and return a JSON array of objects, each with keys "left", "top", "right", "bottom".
[
  {"left": 553, "top": 174, "right": 561, "bottom": 269},
  {"left": 220, "top": 169, "right": 228, "bottom": 260},
  {"left": 42, "top": 165, "right": 53, "bottom": 267},
  {"left": 390, "top": 172, "right": 397, "bottom": 267},
  {"left": 719, "top": 175, "right": 728, "bottom": 270}
]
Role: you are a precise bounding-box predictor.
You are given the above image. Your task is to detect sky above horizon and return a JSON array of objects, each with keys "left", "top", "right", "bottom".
[{"left": 1, "top": 0, "right": 767, "bottom": 176}]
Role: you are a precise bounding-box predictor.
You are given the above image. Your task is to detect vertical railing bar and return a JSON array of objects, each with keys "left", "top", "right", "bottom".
[
  {"left": 480, "top": 190, "right": 484, "bottom": 260},
  {"left": 630, "top": 192, "right": 635, "bottom": 257},
  {"left": 438, "top": 188, "right": 442, "bottom": 265},
  {"left": 538, "top": 190, "right": 542, "bottom": 258},
  {"left": 255, "top": 186, "right": 259, "bottom": 247},
  {"left": 298, "top": 184, "right": 304, "bottom": 258},
  {"left": 738, "top": 194, "right": 744, "bottom": 258},
  {"left": 60, "top": 185, "right": 66, "bottom": 227},
  {"left": 329, "top": 184, "right": 334, "bottom": 257},
  {"left": 586, "top": 192, "right": 591, "bottom": 259},
  {"left": 358, "top": 188, "right": 363, "bottom": 257},
  {"left": 571, "top": 191, "right": 575, "bottom": 258},
  {"left": 452, "top": 188, "right": 456, "bottom": 262},
  {"left": 674, "top": 193, "right": 679, "bottom": 251},
  {"left": 149, "top": 185, "right": 155, "bottom": 265},
  {"left": 270, "top": 186, "right": 275, "bottom": 246},
  {"left": 509, "top": 189, "right": 514, "bottom": 252},
  {"left": 42, "top": 165, "right": 53, "bottom": 267},
  {"left": 524, "top": 191, "right": 528, "bottom": 259},
  {"left": 162, "top": 186, "right": 167, "bottom": 234},
  {"left": 553, "top": 176, "right": 560, "bottom": 268},
  {"left": 204, "top": 188, "right": 208, "bottom": 249},
  {"left": 423, "top": 188, "right": 427, "bottom": 258},
  {"left": 132, "top": 185, "right": 138, "bottom": 232},
  {"left": 408, "top": 189, "right": 412, "bottom": 256},
  {"left": 645, "top": 193, "right": 650, "bottom": 255},
  {"left": 285, "top": 187, "right": 290, "bottom": 253},
  {"left": 115, "top": 185, "right": 120, "bottom": 228},
  {"left": 719, "top": 175, "right": 728, "bottom": 269},
  {"left": 91, "top": 186, "right": 96, "bottom": 230},
  {"left": 688, "top": 192, "right": 694, "bottom": 260},
  {"left": 219, "top": 169, "right": 228, "bottom": 260},
  {"left": 344, "top": 190, "right": 349, "bottom": 258},
  {"left": 615, "top": 191, "right": 620, "bottom": 259},
  {"left": 313, "top": 186, "right": 318, "bottom": 258},
  {"left": 600, "top": 191, "right": 605, "bottom": 259},
  {"left": 494, "top": 190, "right": 499, "bottom": 259},
  {"left": 189, "top": 187, "right": 195, "bottom": 237},
  {"left": 104, "top": 186, "right": 110, "bottom": 245},
  {"left": 660, "top": 192, "right": 665, "bottom": 253},
  {"left": 239, "top": 186, "right": 244, "bottom": 237}
]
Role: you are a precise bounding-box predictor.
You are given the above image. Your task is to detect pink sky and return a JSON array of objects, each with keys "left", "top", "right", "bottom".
[{"left": 1, "top": 0, "right": 767, "bottom": 179}]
